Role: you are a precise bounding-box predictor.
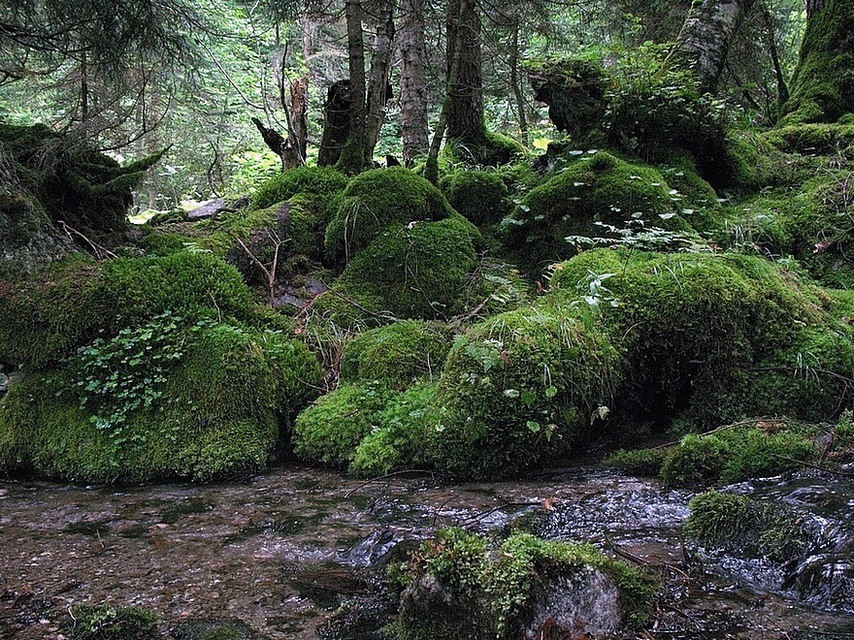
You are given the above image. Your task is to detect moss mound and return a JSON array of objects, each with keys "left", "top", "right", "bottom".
[
  {"left": 324, "top": 167, "right": 454, "bottom": 263},
  {"left": 340, "top": 320, "right": 453, "bottom": 389},
  {"left": 684, "top": 491, "right": 810, "bottom": 563},
  {"left": 440, "top": 169, "right": 512, "bottom": 226},
  {"left": 507, "top": 152, "right": 686, "bottom": 266},
  {"left": 427, "top": 306, "right": 622, "bottom": 478},
  {"left": 350, "top": 380, "right": 437, "bottom": 477},
  {"left": 396, "top": 528, "right": 657, "bottom": 639},
  {"left": 63, "top": 603, "right": 157, "bottom": 640},
  {"left": 338, "top": 217, "right": 479, "bottom": 320},
  {"left": 0, "top": 321, "right": 321, "bottom": 482},
  {"left": 548, "top": 250, "right": 840, "bottom": 427},
  {"left": 252, "top": 165, "right": 348, "bottom": 210},
  {"left": 292, "top": 381, "right": 393, "bottom": 468}
]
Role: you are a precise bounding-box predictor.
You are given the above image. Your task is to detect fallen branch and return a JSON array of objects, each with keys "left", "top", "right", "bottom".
[{"left": 59, "top": 221, "right": 117, "bottom": 260}]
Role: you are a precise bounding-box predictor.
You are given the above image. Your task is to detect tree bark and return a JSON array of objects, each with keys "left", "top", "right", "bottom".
[
  {"left": 674, "top": 0, "right": 756, "bottom": 93},
  {"left": 781, "top": 0, "right": 853, "bottom": 124},
  {"left": 399, "top": 0, "right": 429, "bottom": 165},
  {"left": 365, "top": 0, "right": 396, "bottom": 157},
  {"left": 445, "top": 0, "right": 485, "bottom": 144},
  {"left": 509, "top": 14, "right": 528, "bottom": 141},
  {"left": 339, "top": 0, "right": 368, "bottom": 173}
]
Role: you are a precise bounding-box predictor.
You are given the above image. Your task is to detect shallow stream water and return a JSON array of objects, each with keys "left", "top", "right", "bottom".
[{"left": 1, "top": 464, "right": 852, "bottom": 639}]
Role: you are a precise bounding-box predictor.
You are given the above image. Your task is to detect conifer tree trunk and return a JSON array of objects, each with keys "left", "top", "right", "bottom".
[
  {"left": 445, "top": 0, "right": 485, "bottom": 144},
  {"left": 365, "top": 0, "right": 396, "bottom": 157},
  {"left": 781, "top": 0, "right": 853, "bottom": 123},
  {"left": 399, "top": 0, "right": 429, "bottom": 164},
  {"left": 338, "top": 0, "right": 368, "bottom": 173},
  {"left": 674, "top": 0, "right": 756, "bottom": 93}
]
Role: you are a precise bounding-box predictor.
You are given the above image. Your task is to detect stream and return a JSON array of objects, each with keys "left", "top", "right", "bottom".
[{"left": 1, "top": 464, "right": 852, "bottom": 639}]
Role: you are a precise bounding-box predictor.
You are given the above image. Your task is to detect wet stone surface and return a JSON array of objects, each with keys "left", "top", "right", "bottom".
[{"left": 0, "top": 465, "right": 852, "bottom": 639}]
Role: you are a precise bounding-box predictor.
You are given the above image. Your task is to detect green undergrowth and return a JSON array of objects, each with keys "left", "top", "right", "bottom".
[
  {"left": 394, "top": 528, "right": 658, "bottom": 639},
  {"left": 63, "top": 603, "right": 158, "bottom": 640},
  {"left": 252, "top": 165, "right": 348, "bottom": 211},
  {"left": 684, "top": 491, "right": 810, "bottom": 563}
]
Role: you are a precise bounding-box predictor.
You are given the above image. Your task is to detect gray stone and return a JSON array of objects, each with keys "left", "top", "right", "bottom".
[{"left": 185, "top": 198, "right": 228, "bottom": 221}]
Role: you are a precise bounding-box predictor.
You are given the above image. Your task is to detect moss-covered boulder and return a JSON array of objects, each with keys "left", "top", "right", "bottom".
[
  {"left": 684, "top": 492, "right": 811, "bottom": 564},
  {"left": 324, "top": 168, "right": 454, "bottom": 263},
  {"left": 340, "top": 320, "right": 453, "bottom": 389},
  {"left": 63, "top": 603, "right": 157, "bottom": 640},
  {"left": 395, "top": 529, "right": 657, "bottom": 639},
  {"left": 440, "top": 169, "right": 512, "bottom": 226},
  {"left": 338, "top": 217, "right": 479, "bottom": 320},
  {"left": 350, "top": 380, "right": 437, "bottom": 477},
  {"left": 292, "top": 381, "right": 393, "bottom": 468},
  {"left": 548, "top": 250, "right": 841, "bottom": 428},
  {"left": 0, "top": 320, "right": 320, "bottom": 482},
  {"left": 251, "top": 165, "right": 348, "bottom": 211},
  {"left": 427, "top": 306, "right": 622, "bottom": 478},
  {"left": 507, "top": 152, "right": 688, "bottom": 266}
]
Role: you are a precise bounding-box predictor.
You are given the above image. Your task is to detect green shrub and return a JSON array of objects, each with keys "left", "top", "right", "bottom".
[
  {"left": 396, "top": 529, "right": 657, "bottom": 639},
  {"left": 324, "top": 167, "right": 454, "bottom": 263},
  {"left": 64, "top": 603, "right": 157, "bottom": 640},
  {"left": 427, "top": 306, "right": 622, "bottom": 478},
  {"left": 339, "top": 217, "right": 479, "bottom": 320},
  {"left": 252, "top": 165, "right": 348, "bottom": 210},
  {"left": 292, "top": 381, "right": 393, "bottom": 468},
  {"left": 340, "top": 320, "right": 453, "bottom": 389},
  {"left": 350, "top": 380, "right": 438, "bottom": 477},
  {"left": 440, "top": 170, "right": 512, "bottom": 226},
  {"left": 684, "top": 491, "right": 810, "bottom": 563}
]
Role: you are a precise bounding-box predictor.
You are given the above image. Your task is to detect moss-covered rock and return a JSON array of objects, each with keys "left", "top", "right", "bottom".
[
  {"left": 440, "top": 169, "right": 512, "bottom": 226},
  {"left": 684, "top": 491, "right": 811, "bottom": 563},
  {"left": 764, "top": 123, "right": 854, "bottom": 155},
  {"left": 338, "top": 217, "right": 479, "bottom": 320},
  {"left": 252, "top": 165, "right": 348, "bottom": 210},
  {"left": 340, "top": 320, "right": 453, "bottom": 389},
  {"left": 603, "top": 446, "right": 670, "bottom": 477},
  {"left": 427, "top": 306, "right": 622, "bottom": 478},
  {"left": 0, "top": 319, "right": 320, "bottom": 482},
  {"left": 292, "top": 381, "right": 393, "bottom": 468},
  {"left": 395, "top": 528, "right": 657, "bottom": 639},
  {"left": 548, "top": 250, "right": 836, "bottom": 428},
  {"left": 324, "top": 168, "right": 454, "bottom": 263},
  {"left": 350, "top": 380, "right": 437, "bottom": 477},
  {"left": 63, "top": 603, "right": 157, "bottom": 640},
  {"left": 507, "top": 152, "right": 688, "bottom": 266}
]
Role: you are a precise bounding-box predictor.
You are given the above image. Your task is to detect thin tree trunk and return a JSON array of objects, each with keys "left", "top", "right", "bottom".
[
  {"left": 365, "top": 1, "right": 396, "bottom": 157},
  {"left": 674, "top": 0, "right": 756, "bottom": 93},
  {"left": 399, "top": 0, "right": 428, "bottom": 165},
  {"left": 340, "top": 0, "right": 368, "bottom": 173},
  {"left": 509, "top": 14, "right": 528, "bottom": 141},
  {"left": 446, "top": 0, "right": 485, "bottom": 144},
  {"left": 759, "top": 1, "right": 789, "bottom": 117},
  {"left": 425, "top": 0, "right": 467, "bottom": 184}
]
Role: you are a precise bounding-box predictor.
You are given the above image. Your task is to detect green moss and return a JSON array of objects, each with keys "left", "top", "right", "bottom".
[
  {"left": 0, "top": 256, "right": 108, "bottom": 369},
  {"left": 292, "top": 381, "right": 393, "bottom": 468},
  {"left": 660, "top": 422, "right": 818, "bottom": 488},
  {"left": 603, "top": 447, "right": 670, "bottom": 477},
  {"left": 684, "top": 491, "right": 810, "bottom": 563},
  {"left": 0, "top": 192, "right": 46, "bottom": 247},
  {"left": 324, "top": 167, "right": 454, "bottom": 263},
  {"left": 137, "top": 230, "right": 194, "bottom": 256},
  {"left": 780, "top": 0, "right": 854, "bottom": 125},
  {"left": 64, "top": 603, "right": 157, "bottom": 640},
  {"left": 440, "top": 169, "right": 512, "bottom": 226},
  {"left": 454, "top": 258, "right": 533, "bottom": 320},
  {"left": 252, "top": 165, "right": 348, "bottom": 210},
  {"left": 829, "top": 410, "right": 854, "bottom": 463},
  {"left": 427, "top": 306, "right": 622, "bottom": 479},
  {"left": 350, "top": 380, "right": 438, "bottom": 477},
  {"left": 102, "top": 252, "right": 253, "bottom": 323},
  {"left": 507, "top": 152, "right": 685, "bottom": 266},
  {"left": 396, "top": 529, "right": 657, "bottom": 639},
  {"left": 340, "top": 320, "right": 453, "bottom": 389},
  {"left": 764, "top": 124, "right": 854, "bottom": 155},
  {"left": 548, "top": 250, "right": 830, "bottom": 428},
  {"left": 339, "top": 217, "right": 479, "bottom": 320},
  {"left": 0, "top": 322, "right": 319, "bottom": 482}
]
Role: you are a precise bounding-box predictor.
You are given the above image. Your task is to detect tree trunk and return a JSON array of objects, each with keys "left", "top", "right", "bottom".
[
  {"left": 338, "top": 0, "right": 368, "bottom": 173},
  {"left": 674, "top": 0, "right": 756, "bottom": 93},
  {"left": 399, "top": 0, "right": 428, "bottom": 165},
  {"left": 446, "top": 0, "right": 485, "bottom": 144},
  {"left": 781, "top": 0, "right": 853, "bottom": 124},
  {"left": 318, "top": 80, "right": 352, "bottom": 167},
  {"left": 365, "top": 1, "right": 396, "bottom": 157},
  {"left": 509, "top": 14, "right": 528, "bottom": 141}
]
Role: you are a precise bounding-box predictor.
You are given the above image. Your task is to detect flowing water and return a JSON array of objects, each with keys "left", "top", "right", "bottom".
[{"left": 1, "top": 464, "right": 852, "bottom": 639}]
